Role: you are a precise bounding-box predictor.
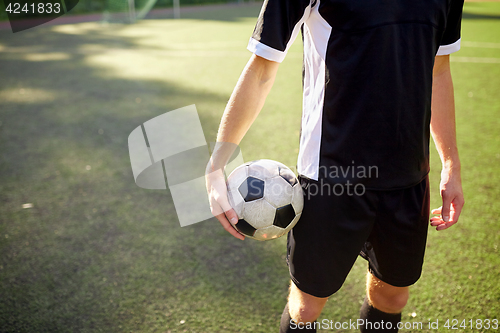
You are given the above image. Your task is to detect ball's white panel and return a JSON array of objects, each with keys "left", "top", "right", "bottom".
[
  {"left": 253, "top": 225, "right": 286, "bottom": 241},
  {"left": 227, "top": 188, "right": 245, "bottom": 219},
  {"left": 242, "top": 199, "right": 276, "bottom": 229},
  {"left": 247, "top": 159, "right": 279, "bottom": 179},
  {"left": 264, "top": 176, "right": 294, "bottom": 208},
  {"left": 283, "top": 213, "right": 301, "bottom": 234},
  {"left": 226, "top": 164, "right": 248, "bottom": 192},
  {"left": 291, "top": 183, "right": 304, "bottom": 215}
]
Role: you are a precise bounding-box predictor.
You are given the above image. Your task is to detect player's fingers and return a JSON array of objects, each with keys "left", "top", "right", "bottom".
[
  {"left": 430, "top": 218, "right": 444, "bottom": 227},
  {"left": 206, "top": 168, "right": 232, "bottom": 214},
  {"left": 436, "top": 188, "right": 465, "bottom": 231},
  {"left": 210, "top": 193, "right": 239, "bottom": 225},
  {"left": 430, "top": 207, "right": 444, "bottom": 227},
  {"left": 211, "top": 179, "right": 236, "bottom": 213},
  {"left": 451, "top": 195, "right": 465, "bottom": 222},
  {"left": 449, "top": 206, "right": 461, "bottom": 225},
  {"left": 435, "top": 200, "right": 464, "bottom": 231},
  {"left": 440, "top": 192, "right": 452, "bottom": 223},
  {"left": 211, "top": 200, "right": 244, "bottom": 239},
  {"left": 215, "top": 213, "right": 245, "bottom": 240},
  {"left": 214, "top": 191, "right": 233, "bottom": 214},
  {"left": 224, "top": 208, "right": 239, "bottom": 225},
  {"left": 430, "top": 216, "right": 452, "bottom": 230},
  {"left": 436, "top": 219, "right": 457, "bottom": 231},
  {"left": 439, "top": 199, "right": 464, "bottom": 230},
  {"left": 208, "top": 184, "right": 231, "bottom": 215},
  {"left": 431, "top": 207, "right": 442, "bottom": 215}
]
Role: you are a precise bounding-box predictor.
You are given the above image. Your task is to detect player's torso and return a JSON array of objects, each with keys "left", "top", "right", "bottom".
[{"left": 300, "top": 0, "right": 454, "bottom": 188}]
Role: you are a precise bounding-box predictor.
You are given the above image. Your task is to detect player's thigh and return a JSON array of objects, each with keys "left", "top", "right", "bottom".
[
  {"left": 287, "top": 177, "right": 378, "bottom": 298},
  {"left": 362, "top": 176, "right": 430, "bottom": 288}
]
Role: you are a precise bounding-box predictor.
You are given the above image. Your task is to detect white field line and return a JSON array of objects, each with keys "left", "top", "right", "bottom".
[
  {"left": 451, "top": 56, "right": 500, "bottom": 63},
  {"left": 462, "top": 41, "right": 500, "bottom": 49}
]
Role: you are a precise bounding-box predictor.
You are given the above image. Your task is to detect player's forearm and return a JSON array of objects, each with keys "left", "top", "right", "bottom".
[
  {"left": 430, "top": 55, "right": 461, "bottom": 171},
  {"left": 216, "top": 54, "right": 279, "bottom": 145}
]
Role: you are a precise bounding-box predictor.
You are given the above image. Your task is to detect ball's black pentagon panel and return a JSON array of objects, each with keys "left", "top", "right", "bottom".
[
  {"left": 279, "top": 166, "right": 298, "bottom": 187},
  {"left": 235, "top": 219, "right": 257, "bottom": 237},
  {"left": 238, "top": 176, "right": 265, "bottom": 202},
  {"left": 273, "top": 204, "right": 296, "bottom": 228}
]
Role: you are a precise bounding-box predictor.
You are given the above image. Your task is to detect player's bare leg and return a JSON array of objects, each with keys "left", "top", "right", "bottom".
[
  {"left": 280, "top": 281, "right": 328, "bottom": 332},
  {"left": 289, "top": 281, "right": 328, "bottom": 324},
  {"left": 366, "top": 272, "right": 409, "bottom": 313},
  {"left": 359, "top": 272, "right": 409, "bottom": 332}
]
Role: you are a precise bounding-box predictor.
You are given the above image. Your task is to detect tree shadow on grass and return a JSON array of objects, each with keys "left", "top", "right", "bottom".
[
  {"left": 462, "top": 2, "right": 500, "bottom": 21},
  {"left": 463, "top": 12, "right": 500, "bottom": 21},
  {"left": 0, "top": 18, "right": 289, "bottom": 332}
]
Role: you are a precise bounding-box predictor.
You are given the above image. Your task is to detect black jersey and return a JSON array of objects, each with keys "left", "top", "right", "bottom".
[{"left": 248, "top": 0, "right": 463, "bottom": 189}]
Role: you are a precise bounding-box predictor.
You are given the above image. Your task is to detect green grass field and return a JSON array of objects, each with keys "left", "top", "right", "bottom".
[{"left": 0, "top": 2, "right": 499, "bottom": 332}]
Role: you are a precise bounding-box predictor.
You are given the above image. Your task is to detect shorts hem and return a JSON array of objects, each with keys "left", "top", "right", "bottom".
[{"left": 367, "top": 267, "right": 421, "bottom": 288}]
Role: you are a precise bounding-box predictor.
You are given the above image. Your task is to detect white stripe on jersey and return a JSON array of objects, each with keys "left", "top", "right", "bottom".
[
  {"left": 246, "top": 0, "right": 333, "bottom": 181},
  {"left": 298, "top": 0, "right": 332, "bottom": 180}
]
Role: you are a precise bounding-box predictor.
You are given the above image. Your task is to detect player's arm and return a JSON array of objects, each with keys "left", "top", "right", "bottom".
[
  {"left": 429, "top": 54, "right": 465, "bottom": 231},
  {"left": 206, "top": 54, "right": 280, "bottom": 240},
  {"left": 217, "top": 54, "right": 280, "bottom": 144}
]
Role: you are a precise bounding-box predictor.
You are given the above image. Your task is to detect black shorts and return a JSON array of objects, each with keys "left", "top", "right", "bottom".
[{"left": 287, "top": 176, "right": 430, "bottom": 298}]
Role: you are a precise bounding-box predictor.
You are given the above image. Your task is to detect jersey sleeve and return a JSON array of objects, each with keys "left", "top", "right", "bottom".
[
  {"left": 437, "top": 0, "right": 464, "bottom": 55},
  {"left": 247, "top": 0, "right": 313, "bottom": 63}
]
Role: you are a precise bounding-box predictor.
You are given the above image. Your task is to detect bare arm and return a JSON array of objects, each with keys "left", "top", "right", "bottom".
[
  {"left": 217, "top": 54, "right": 280, "bottom": 144},
  {"left": 206, "top": 54, "right": 280, "bottom": 239},
  {"left": 429, "top": 55, "right": 465, "bottom": 231}
]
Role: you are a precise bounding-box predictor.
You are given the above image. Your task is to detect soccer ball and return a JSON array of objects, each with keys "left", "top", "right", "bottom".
[{"left": 226, "top": 159, "right": 304, "bottom": 241}]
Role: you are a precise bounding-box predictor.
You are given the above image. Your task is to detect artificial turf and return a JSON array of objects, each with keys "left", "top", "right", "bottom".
[{"left": 0, "top": 2, "right": 499, "bottom": 332}]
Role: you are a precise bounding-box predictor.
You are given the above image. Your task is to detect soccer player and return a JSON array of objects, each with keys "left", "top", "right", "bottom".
[{"left": 206, "top": 0, "right": 465, "bottom": 331}]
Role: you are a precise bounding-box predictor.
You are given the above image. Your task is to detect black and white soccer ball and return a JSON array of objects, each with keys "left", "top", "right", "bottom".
[{"left": 226, "top": 159, "right": 304, "bottom": 241}]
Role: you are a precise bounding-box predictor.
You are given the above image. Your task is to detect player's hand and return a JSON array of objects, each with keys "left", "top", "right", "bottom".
[
  {"left": 430, "top": 166, "right": 464, "bottom": 231},
  {"left": 205, "top": 166, "right": 245, "bottom": 240}
]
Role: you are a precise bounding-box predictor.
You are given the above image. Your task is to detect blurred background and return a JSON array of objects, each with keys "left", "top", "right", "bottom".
[{"left": 0, "top": 0, "right": 256, "bottom": 23}]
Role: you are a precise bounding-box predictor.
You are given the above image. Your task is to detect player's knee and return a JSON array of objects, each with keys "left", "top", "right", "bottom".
[
  {"left": 367, "top": 273, "right": 409, "bottom": 313},
  {"left": 288, "top": 284, "right": 327, "bottom": 324},
  {"left": 369, "top": 288, "right": 409, "bottom": 313},
  {"left": 288, "top": 299, "right": 324, "bottom": 324}
]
